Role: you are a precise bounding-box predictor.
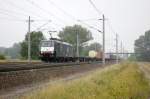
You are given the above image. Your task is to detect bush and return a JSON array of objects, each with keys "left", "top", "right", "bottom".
[{"left": 0, "top": 54, "right": 6, "bottom": 60}]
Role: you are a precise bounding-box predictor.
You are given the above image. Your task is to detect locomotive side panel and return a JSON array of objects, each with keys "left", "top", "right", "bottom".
[
  {"left": 54, "top": 42, "right": 60, "bottom": 57},
  {"left": 54, "top": 41, "right": 73, "bottom": 58}
]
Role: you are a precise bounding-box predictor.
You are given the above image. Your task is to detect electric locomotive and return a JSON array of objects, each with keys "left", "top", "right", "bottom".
[{"left": 39, "top": 38, "right": 74, "bottom": 62}]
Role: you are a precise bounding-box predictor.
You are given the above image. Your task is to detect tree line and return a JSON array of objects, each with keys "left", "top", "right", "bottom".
[
  {"left": 134, "top": 30, "right": 150, "bottom": 61},
  {"left": 0, "top": 25, "right": 101, "bottom": 60}
]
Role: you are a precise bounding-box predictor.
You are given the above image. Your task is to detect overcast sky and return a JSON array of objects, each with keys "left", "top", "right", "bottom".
[{"left": 0, "top": 0, "right": 150, "bottom": 52}]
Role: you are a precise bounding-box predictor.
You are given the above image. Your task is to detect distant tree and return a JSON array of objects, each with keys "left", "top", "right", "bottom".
[
  {"left": 0, "top": 54, "right": 5, "bottom": 60},
  {"left": 0, "top": 47, "right": 6, "bottom": 54},
  {"left": 88, "top": 43, "right": 102, "bottom": 52},
  {"left": 20, "top": 31, "right": 45, "bottom": 60},
  {"left": 128, "top": 54, "right": 137, "bottom": 61},
  {"left": 59, "top": 25, "right": 93, "bottom": 56},
  {"left": 82, "top": 42, "right": 102, "bottom": 56},
  {"left": 5, "top": 43, "right": 21, "bottom": 59},
  {"left": 134, "top": 30, "right": 150, "bottom": 61}
]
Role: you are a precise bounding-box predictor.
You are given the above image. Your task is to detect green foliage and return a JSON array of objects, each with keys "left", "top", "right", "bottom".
[
  {"left": 20, "top": 31, "right": 45, "bottom": 60},
  {"left": 87, "top": 42, "right": 102, "bottom": 52},
  {"left": 128, "top": 54, "right": 137, "bottom": 61},
  {"left": 0, "top": 54, "right": 5, "bottom": 60},
  {"left": 134, "top": 30, "right": 150, "bottom": 61},
  {"left": 0, "top": 47, "right": 6, "bottom": 54},
  {"left": 82, "top": 42, "right": 102, "bottom": 56},
  {"left": 59, "top": 25, "right": 93, "bottom": 56},
  {"left": 0, "top": 43, "right": 21, "bottom": 59},
  {"left": 5, "top": 43, "right": 21, "bottom": 59}
]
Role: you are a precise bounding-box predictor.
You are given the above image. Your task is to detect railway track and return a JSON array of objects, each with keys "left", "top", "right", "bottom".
[{"left": 0, "top": 61, "right": 102, "bottom": 72}]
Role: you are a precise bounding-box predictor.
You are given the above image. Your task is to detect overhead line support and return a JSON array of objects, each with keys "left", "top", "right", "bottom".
[
  {"left": 102, "top": 14, "right": 105, "bottom": 65},
  {"left": 27, "top": 16, "right": 34, "bottom": 63},
  {"left": 116, "top": 33, "right": 119, "bottom": 64}
]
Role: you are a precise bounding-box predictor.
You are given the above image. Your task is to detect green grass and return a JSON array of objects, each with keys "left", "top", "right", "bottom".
[
  {"left": 21, "top": 62, "right": 150, "bottom": 99},
  {"left": 0, "top": 59, "right": 41, "bottom": 63}
]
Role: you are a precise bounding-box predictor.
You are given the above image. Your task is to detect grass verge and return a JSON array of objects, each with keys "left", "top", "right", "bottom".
[{"left": 21, "top": 62, "right": 150, "bottom": 99}]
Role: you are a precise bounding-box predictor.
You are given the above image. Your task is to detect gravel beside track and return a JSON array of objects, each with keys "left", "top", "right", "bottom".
[
  {"left": 0, "top": 62, "right": 95, "bottom": 72},
  {"left": 0, "top": 62, "right": 113, "bottom": 99}
]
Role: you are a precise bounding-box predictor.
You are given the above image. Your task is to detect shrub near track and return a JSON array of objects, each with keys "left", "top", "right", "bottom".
[{"left": 21, "top": 62, "right": 150, "bottom": 99}]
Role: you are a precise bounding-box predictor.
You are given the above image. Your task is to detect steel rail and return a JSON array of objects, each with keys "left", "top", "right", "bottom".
[{"left": 0, "top": 62, "right": 102, "bottom": 72}]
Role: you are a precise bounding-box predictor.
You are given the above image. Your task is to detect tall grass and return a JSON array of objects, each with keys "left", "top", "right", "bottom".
[{"left": 21, "top": 62, "right": 150, "bottom": 99}]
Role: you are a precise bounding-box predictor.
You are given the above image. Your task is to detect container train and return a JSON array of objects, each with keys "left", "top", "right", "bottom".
[{"left": 39, "top": 38, "right": 114, "bottom": 62}]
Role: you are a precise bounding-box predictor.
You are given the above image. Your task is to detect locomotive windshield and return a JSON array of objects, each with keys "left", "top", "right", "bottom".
[{"left": 41, "top": 41, "right": 54, "bottom": 47}]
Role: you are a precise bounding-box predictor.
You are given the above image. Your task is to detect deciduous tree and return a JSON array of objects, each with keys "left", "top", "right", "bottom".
[
  {"left": 134, "top": 30, "right": 150, "bottom": 61},
  {"left": 20, "top": 31, "right": 45, "bottom": 59},
  {"left": 59, "top": 25, "right": 93, "bottom": 56}
]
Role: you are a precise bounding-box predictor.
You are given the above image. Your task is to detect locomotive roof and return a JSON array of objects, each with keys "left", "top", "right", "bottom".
[{"left": 41, "top": 40, "right": 73, "bottom": 46}]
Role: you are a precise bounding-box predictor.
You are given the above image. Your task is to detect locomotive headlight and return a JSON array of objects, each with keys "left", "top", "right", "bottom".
[
  {"left": 48, "top": 47, "right": 54, "bottom": 53},
  {"left": 41, "top": 47, "right": 54, "bottom": 53}
]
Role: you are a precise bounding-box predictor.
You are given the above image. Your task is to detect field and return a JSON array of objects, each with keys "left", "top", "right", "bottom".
[{"left": 20, "top": 62, "right": 150, "bottom": 99}]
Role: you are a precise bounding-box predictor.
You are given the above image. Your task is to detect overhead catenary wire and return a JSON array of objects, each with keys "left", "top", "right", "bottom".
[
  {"left": 0, "top": 8, "right": 29, "bottom": 18},
  {"left": 0, "top": 7, "right": 56, "bottom": 36},
  {"left": 25, "top": 0, "right": 67, "bottom": 25},
  {"left": 0, "top": 17, "right": 25, "bottom": 22},
  {"left": 0, "top": 8, "right": 50, "bottom": 22},
  {"left": 0, "top": 9, "right": 49, "bottom": 22},
  {"left": 106, "top": 20, "right": 120, "bottom": 52},
  {"left": 46, "top": 0, "right": 102, "bottom": 32},
  {"left": 106, "top": 20, "right": 117, "bottom": 35},
  {"left": 3, "top": 0, "right": 43, "bottom": 19},
  {"left": 0, "top": 10, "right": 52, "bottom": 22},
  {"left": 35, "top": 20, "right": 51, "bottom": 31},
  {"left": 88, "top": 0, "right": 103, "bottom": 16},
  {"left": 87, "top": 0, "right": 119, "bottom": 54},
  {"left": 1, "top": 0, "right": 100, "bottom": 32},
  {"left": 88, "top": 0, "right": 106, "bottom": 64},
  {"left": 78, "top": 18, "right": 101, "bottom": 22},
  {"left": 0, "top": 10, "right": 26, "bottom": 21},
  {"left": 106, "top": 19, "right": 125, "bottom": 59},
  {"left": 47, "top": 0, "right": 76, "bottom": 21},
  {"left": 77, "top": 20, "right": 102, "bottom": 32},
  {"left": 88, "top": 0, "right": 118, "bottom": 36},
  {"left": 1, "top": 0, "right": 65, "bottom": 29}
]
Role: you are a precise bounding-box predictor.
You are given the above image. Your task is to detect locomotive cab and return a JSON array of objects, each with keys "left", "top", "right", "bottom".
[{"left": 40, "top": 40, "right": 55, "bottom": 58}]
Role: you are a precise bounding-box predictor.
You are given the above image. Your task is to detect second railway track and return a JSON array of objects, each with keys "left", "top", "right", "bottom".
[{"left": 0, "top": 62, "right": 102, "bottom": 72}]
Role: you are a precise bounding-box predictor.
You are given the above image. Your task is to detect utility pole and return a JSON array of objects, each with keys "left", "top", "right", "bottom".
[
  {"left": 102, "top": 14, "right": 105, "bottom": 65},
  {"left": 28, "top": 16, "right": 31, "bottom": 63},
  {"left": 27, "top": 16, "right": 34, "bottom": 63},
  {"left": 120, "top": 41, "right": 123, "bottom": 58},
  {"left": 122, "top": 46, "right": 125, "bottom": 59},
  {"left": 116, "top": 34, "right": 119, "bottom": 63},
  {"left": 76, "top": 32, "right": 79, "bottom": 62}
]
